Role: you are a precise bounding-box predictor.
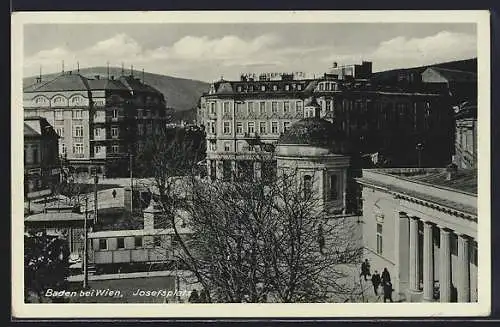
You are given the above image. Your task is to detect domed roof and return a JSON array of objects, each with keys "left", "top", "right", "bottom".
[{"left": 278, "top": 117, "right": 348, "bottom": 152}]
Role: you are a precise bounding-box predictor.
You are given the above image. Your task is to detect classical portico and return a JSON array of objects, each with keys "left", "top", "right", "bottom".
[{"left": 358, "top": 168, "right": 478, "bottom": 303}]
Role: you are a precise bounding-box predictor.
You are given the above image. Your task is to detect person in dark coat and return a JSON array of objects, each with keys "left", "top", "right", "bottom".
[
  {"left": 371, "top": 270, "right": 381, "bottom": 296},
  {"left": 381, "top": 267, "right": 391, "bottom": 285},
  {"left": 112, "top": 189, "right": 117, "bottom": 199},
  {"left": 360, "top": 259, "right": 371, "bottom": 281},
  {"left": 383, "top": 281, "right": 394, "bottom": 303},
  {"left": 188, "top": 289, "right": 200, "bottom": 303}
]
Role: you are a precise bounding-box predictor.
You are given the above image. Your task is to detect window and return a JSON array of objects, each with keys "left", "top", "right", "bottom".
[
  {"left": 326, "top": 101, "right": 331, "bottom": 111},
  {"left": 112, "top": 109, "right": 118, "bottom": 119},
  {"left": 303, "top": 175, "right": 312, "bottom": 198},
  {"left": 117, "top": 237, "right": 125, "bottom": 249},
  {"left": 54, "top": 96, "right": 65, "bottom": 105},
  {"left": 376, "top": 223, "right": 383, "bottom": 254},
  {"left": 73, "top": 125, "right": 83, "bottom": 137},
  {"left": 223, "top": 121, "right": 231, "bottom": 134},
  {"left": 237, "top": 86, "right": 242, "bottom": 92},
  {"left": 94, "top": 145, "right": 102, "bottom": 155},
  {"left": 56, "top": 127, "right": 64, "bottom": 137},
  {"left": 99, "top": 239, "right": 107, "bottom": 250},
  {"left": 272, "top": 102, "right": 278, "bottom": 114},
  {"left": 209, "top": 142, "right": 217, "bottom": 151},
  {"left": 94, "top": 128, "right": 101, "bottom": 137},
  {"left": 137, "top": 124, "right": 144, "bottom": 135},
  {"left": 296, "top": 101, "right": 303, "bottom": 112},
  {"left": 73, "top": 110, "right": 82, "bottom": 119},
  {"left": 111, "top": 126, "right": 119, "bottom": 137},
  {"left": 73, "top": 143, "right": 84, "bottom": 154},
  {"left": 137, "top": 110, "right": 143, "bottom": 118},
  {"left": 223, "top": 102, "right": 230, "bottom": 115},
  {"left": 135, "top": 236, "right": 143, "bottom": 248},
  {"left": 259, "top": 102, "right": 266, "bottom": 115},
  {"left": 32, "top": 148, "right": 39, "bottom": 164},
  {"left": 224, "top": 142, "right": 231, "bottom": 152},
  {"left": 285, "top": 85, "right": 290, "bottom": 91},
  {"left": 248, "top": 102, "right": 254, "bottom": 115},
  {"left": 55, "top": 111, "right": 63, "bottom": 120},
  {"left": 210, "top": 121, "right": 216, "bottom": 134},
  {"left": 319, "top": 84, "right": 325, "bottom": 91},
  {"left": 273, "top": 85, "right": 278, "bottom": 91},
  {"left": 329, "top": 174, "right": 338, "bottom": 200},
  {"left": 297, "top": 84, "right": 302, "bottom": 91},
  {"left": 284, "top": 101, "right": 290, "bottom": 114},
  {"left": 60, "top": 143, "right": 66, "bottom": 155},
  {"left": 153, "top": 236, "right": 162, "bottom": 247},
  {"left": 210, "top": 102, "right": 216, "bottom": 114},
  {"left": 112, "top": 145, "right": 120, "bottom": 153},
  {"left": 283, "top": 121, "right": 291, "bottom": 132},
  {"left": 247, "top": 122, "right": 255, "bottom": 134},
  {"left": 259, "top": 122, "right": 267, "bottom": 134},
  {"left": 271, "top": 121, "right": 278, "bottom": 134},
  {"left": 236, "top": 122, "right": 243, "bottom": 134},
  {"left": 261, "top": 85, "right": 266, "bottom": 91}
]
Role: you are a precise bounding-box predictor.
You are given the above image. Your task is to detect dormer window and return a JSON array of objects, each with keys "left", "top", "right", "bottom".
[
  {"left": 273, "top": 85, "right": 278, "bottom": 91},
  {"left": 249, "top": 85, "right": 254, "bottom": 92},
  {"left": 297, "top": 85, "right": 302, "bottom": 91},
  {"left": 261, "top": 85, "right": 266, "bottom": 91},
  {"left": 285, "top": 85, "right": 290, "bottom": 91},
  {"left": 237, "top": 86, "right": 242, "bottom": 92}
]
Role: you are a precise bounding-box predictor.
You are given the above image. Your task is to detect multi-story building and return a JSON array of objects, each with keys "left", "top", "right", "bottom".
[
  {"left": 24, "top": 116, "right": 61, "bottom": 200},
  {"left": 198, "top": 62, "right": 455, "bottom": 182},
  {"left": 23, "top": 71, "right": 171, "bottom": 177},
  {"left": 356, "top": 167, "right": 477, "bottom": 303}
]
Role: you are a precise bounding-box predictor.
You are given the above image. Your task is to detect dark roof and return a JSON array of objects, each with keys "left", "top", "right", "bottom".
[
  {"left": 278, "top": 117, "right": 348, "bottom": 153},
  {"left": 304, "top": 97, "right": 320, "bottom": 107},
  {"left": 87, "top": 78, "right": 129, "bottom": 91},
  {"left": 119, "top": 75, "right": 162, "bottom": 94},
  {"left": 24, "top": 73, "right": 91, "bottom": 92},
  {"left": 24, "top": 123, "right": 39, "bottom": 136}
]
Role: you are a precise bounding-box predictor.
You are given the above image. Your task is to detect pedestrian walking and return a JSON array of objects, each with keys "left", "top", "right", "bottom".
[
  {"left": 188, "top": 289, "right": 200, "bottom": 303},
  {"left": 381, "top": 267, "right": 391, "bottom": 285},
  {"left": 112, "top": 189, "right": 117, "bottom": 199},
  {"left": 360, "top": 259, "right": 371, "bottom": 281},
  {"left": 371, "top": 270, "right": 381, "bottom": 296},
  {"left": 383, "top": 281, "right": 394, "bottom": 303}
]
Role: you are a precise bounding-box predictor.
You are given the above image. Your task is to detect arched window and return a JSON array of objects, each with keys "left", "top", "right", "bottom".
[{"left": 303, "top": 175, "right": 312, "bottom": 198}]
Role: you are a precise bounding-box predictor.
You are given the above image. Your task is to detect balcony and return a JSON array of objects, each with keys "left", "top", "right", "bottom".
[{"left": 242, "top": 132, "right": 261, "bottom": 146}]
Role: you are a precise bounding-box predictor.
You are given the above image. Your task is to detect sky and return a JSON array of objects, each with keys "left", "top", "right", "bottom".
[{"left": 23, "top": 23, "right": 477, "bottom": 82}]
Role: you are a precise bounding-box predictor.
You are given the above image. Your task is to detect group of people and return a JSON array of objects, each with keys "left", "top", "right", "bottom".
[{"left": 360, "top": 259, "right": 394, "bottom": 303}]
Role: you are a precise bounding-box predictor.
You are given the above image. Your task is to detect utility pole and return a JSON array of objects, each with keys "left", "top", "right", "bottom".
[
  {"left": 83, "top": 197, "right": 89, "bottom": 289},
  {"left": 94, "top": 170, "right": 99, "bottom": 224},
  {"left": 130, "top": 154, "right": 133, "bottom": 213}
]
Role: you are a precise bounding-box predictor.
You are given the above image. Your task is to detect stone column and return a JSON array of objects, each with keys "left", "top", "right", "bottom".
[
  {"left": 254, "top": 161, "right": 261, "bottom": 180},
  {"left": 440, "top": 228, "right": 452, "bottom": 302},
  {"left": 206, "top": 159, "right": 212, "bottom": 180},
  {"left": 423, "top": 222, "right": 435, "bottom": 301},
  {"left": 216, "top": 160, "right": 223, "bottom": 180},
  {"left": 457, "top": 234, "right": 471, "bottom": 302},
  {"left": 409, "top": 217, "right": 420, "bottom": 291}
]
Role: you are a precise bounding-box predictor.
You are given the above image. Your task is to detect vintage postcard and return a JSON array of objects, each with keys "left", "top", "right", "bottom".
[{"left": 11, "top": 10, "right": 490, "bottom": 318}]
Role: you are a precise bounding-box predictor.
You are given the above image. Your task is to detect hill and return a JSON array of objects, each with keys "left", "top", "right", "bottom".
[
  {"left": 23, "top": 67, "right": 210, "bottom": 112},
  {"left": 372, "top": 58, "right": 477, "bottom": 83}
]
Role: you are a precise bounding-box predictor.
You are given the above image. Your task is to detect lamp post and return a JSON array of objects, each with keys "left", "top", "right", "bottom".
[
  {"left": 416, "top": 143, "right": 424, "bottom": 168},
  {"left": 93, "top": 171, "right": 99, "bottom": 224},
  {"left": 83, "top": 197, "right": 89, "bottom": 289}
]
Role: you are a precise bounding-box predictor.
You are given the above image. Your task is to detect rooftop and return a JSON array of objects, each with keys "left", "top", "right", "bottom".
[{"left": 25, "top": 211, "right": 89, "bottom": 222}]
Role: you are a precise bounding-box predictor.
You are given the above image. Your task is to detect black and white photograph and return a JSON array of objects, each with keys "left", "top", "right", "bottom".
[{"left": 11, "top": 10, "right": 490, "bottom": 318}]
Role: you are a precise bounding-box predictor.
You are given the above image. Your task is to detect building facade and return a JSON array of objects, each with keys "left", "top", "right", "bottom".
[
  {"left": 453, "top": 101, "right": 477, "bottom": 169},
  {"left": 356, "top": 168, "right": 477, "bottom": 302},
  {"left": 23, "top": 71, "right": 171, "bottom": 177},
  {"left": 24, "top": 116, "right": 61, "bottom": 199},
  {"left": 198, "top": 62, "right": 455, "bottom": 183}
]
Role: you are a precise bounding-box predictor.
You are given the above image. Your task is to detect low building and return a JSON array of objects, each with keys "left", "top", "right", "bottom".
[
  {"left": 24, "top": 116, "right": 61, "bottom": 200},
  {"left": 24, "top": 205, "right": 94, "bottom": 258},
  {"left": 356, "top": 167, "right": 477, "bottom": 302},
  {"left": 453, "top": 101, "right": 477, "bottom": 169}
]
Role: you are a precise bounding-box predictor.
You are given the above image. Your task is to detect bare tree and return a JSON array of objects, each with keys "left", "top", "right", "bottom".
[{"left": 136, "top": 128, "right": 364, "bottom": 302}]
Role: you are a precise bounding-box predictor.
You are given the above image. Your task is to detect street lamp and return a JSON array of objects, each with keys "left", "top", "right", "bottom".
[{"left": 416, "top": 143, "right": 424, "bottom": 168}]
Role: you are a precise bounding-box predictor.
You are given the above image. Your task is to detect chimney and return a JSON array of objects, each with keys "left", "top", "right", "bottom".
[{"left": 445, "top": 163, "right": 458, "bottom": 181}]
